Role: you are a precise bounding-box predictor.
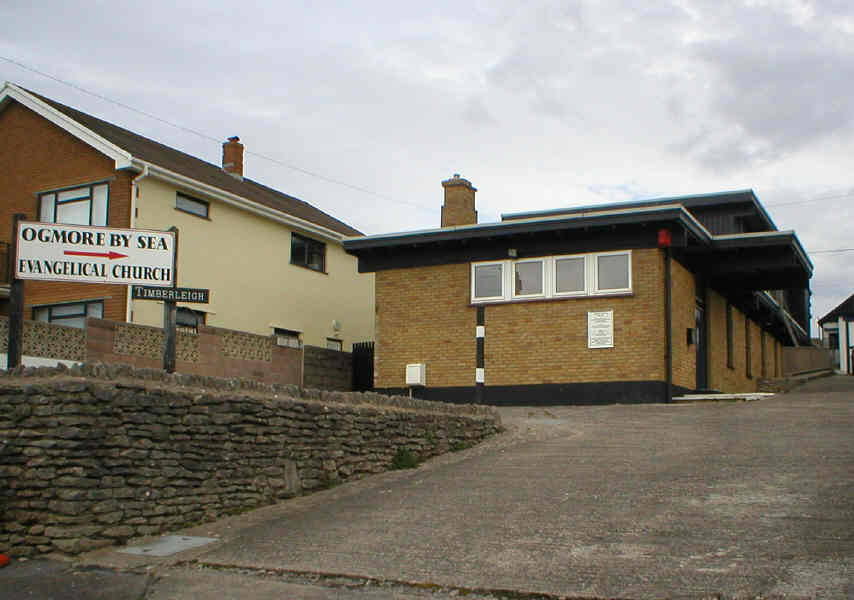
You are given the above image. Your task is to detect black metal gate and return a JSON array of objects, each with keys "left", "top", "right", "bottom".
[{"left": 352, "top": 341, "right": 374, "bottom": 391}]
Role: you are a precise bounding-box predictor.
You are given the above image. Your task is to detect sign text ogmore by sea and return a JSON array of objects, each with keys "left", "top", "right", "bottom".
[{"left": 15, "top": 222, "right": 176, "bottom": 287}]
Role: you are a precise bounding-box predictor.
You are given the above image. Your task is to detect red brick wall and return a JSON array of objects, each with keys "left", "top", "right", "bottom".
[
  {"left": 0, "top": 100, "right": 131, "bottom": 322},
  {"left": 86, "top": 319, "right": 303, "bottom": 386}
]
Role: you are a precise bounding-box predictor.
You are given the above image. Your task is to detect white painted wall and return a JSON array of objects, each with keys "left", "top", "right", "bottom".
[{"left": 130, "top": 177, "right": 374, "bottom": 350}]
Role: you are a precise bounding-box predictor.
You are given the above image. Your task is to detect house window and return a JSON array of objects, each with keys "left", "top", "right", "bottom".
[
  {"left": 726, "top": 303, "right": 734, "bottom": 369},
  {"left": 513, "top": 260, "right": 544, "bottom": 298},
  {"left": 291, "top": 233, "right": 325, "bottom": 272},
  {"left": 594, "top": 252, "right": 631, "bottom": 293},
  {"left": 39, "top": 183, "right": 109, "bottom": 226},
  {"left": 473, "top": 262, "right": 505, "bottom": 301},
  {"left": 33, "top": 300, "right": 103, "bottom": 328},
  {"left": 554, "top": 256, "right": 585, "bottom": 295},
  {"left": 471, "top": 251, "right": 631, "bottom": 304},
  {"left": 176, "top": 193, "right": 209, "bottom": 218},
  {"left": 275, "top": 328, "right": 302, "bottom": 348},
  {"left": 326, "top": 338, "right": 343, "bottom": 351},
  {"left": 745, "top": 317, "right": 752, "bottom": 378},
  {"left": 176, "top": 307, "right": 205, "bottom": 333}
]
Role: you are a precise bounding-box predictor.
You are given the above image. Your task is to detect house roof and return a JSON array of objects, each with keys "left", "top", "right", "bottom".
[
  {"left": 0, "top": 83, "right": 361, "bottom": 238},
  {"left": 819, "top": 293, "right": 854, "bottom": 325},
  {"left": 502, "top": 189, "right": 778, "bottom": 233}
]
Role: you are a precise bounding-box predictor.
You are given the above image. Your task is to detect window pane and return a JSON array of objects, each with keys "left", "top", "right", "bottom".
[
  {"left": 58, "top": 187, "right": 89, "bottom": 202},
  {"left": 56, "top": 199, "right": 90, "bottom": 225},
  {"left": 307, "top": 243, "right": 325, "bottom": 271},
  {"left": 92, "top": 184, "right": 109, "bottom": 226},
  {"left": 176, "top": 194, "right": 208, "bottom": 217},
  {"left": 55, "top": 316, "right": 86, "bottom": 328},
  {"left": 86, "top": 302, "right": 103, "bottom": 318},
  {"left": 514, "top": 261, "right": 543, "bottom": 296},
  {"left": 176, "top": 308, "right": 201, "bottom": 327},
  {"left": 40, "top": 194, "right": 55, "bottom": 222},
  {"left": 51, "top": 303, "right": 85, "bottom": 317},
  {"left": 474, "top": 264, "right": 503, "bottom": 298},
  {"left": 34, "top": 307, "right": 49, "bottom": 322},
  {"left": 555, "top": 257, "right": 585, "bottom": 293},
  {"left": 597, "top": 254, "right": 629, "bottom": 290},
  {"left": 291, "top": 235, "right": 307, "bottom": 265}
]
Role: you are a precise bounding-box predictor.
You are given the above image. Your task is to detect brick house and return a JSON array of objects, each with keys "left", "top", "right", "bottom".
[
  {"left": 0, "top": 82, "right": 373, "bottom": 351},
  {"left": 343, "top": 175, "right": 813, "bottom": 405}
]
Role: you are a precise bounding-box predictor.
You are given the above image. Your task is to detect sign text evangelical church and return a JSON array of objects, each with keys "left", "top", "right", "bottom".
[{"left": 15, "top": 222, "right": 176, "bottom": 287}]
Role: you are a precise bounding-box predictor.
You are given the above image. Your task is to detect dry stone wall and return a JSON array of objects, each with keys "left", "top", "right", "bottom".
[{"left": 0, "top": 363, "right": 500, "bottom": 557}]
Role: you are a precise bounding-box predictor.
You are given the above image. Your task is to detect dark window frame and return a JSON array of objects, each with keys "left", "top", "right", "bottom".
[
  {"left": 726, "top": 302, "right": 734, "bottom": 369},
  {"left": 175, "top": 192, "right": 210, "bottom": 219},
  {"left": 290, "top": 233, "right": 326, "bottom": 273},
  {"left": 38, "top": 181, "right": 110, "bottom": 226},
  {"left": 32, "top": 299, "right": 104, "bottom": 328}
]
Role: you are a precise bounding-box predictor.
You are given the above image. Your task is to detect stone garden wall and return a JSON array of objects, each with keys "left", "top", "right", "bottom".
[{"left": 0, "top": 363, "right": 500, "bottom": 557}]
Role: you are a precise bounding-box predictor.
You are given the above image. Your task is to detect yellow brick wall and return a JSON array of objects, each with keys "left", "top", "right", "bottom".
[
  {"left": 375, "top": 263, "right": 476, "bottom": 388},
  {"left": 671, "top": 257, "right": 697, "bottom": 390},
  {"left": 705, "top": 289, "right": 784, "bottom": 392},
  {"left": 375, "top": 249, "right": 666, "bottom": 388}
]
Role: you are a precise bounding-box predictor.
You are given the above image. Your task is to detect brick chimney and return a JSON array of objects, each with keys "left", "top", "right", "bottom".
[
  {"left": 222, "top": 136, "right": 244, "bottom": 178},
  {"left": 441, "top": 174, "right": 477, "bottom": 227}
]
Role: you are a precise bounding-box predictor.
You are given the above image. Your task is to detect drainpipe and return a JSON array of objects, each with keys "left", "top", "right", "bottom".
[
  {"left": 664, "top": 247, "right": 673, "bottom": 403},
  {"left": 125, "top": 165, "right": 150, "bottom": 323},
  {"left": 657, "top": 230, "right": 673, "bottom": 403}
]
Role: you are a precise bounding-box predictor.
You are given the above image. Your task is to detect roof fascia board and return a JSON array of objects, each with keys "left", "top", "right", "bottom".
[
  {"left": 502, "top": 188, "right": 778, "bottom": 232},
  {"left": 1, "top": 82, "right": 133, "bottom": 170},
  {"left": 345, "top": 204, "right": 712, "bottom": 250},
  {"left": 501, "top": 189, "right": 757, "bottom": 220},
  {"left": 135, "top": 160, "right": 345, "bottom": 243},
  {"left": 712, "top": 230, "right": 813, "bottom": 273}
]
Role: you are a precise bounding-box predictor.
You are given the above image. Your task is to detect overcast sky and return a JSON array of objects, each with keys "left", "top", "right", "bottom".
[{"left": 2, "top": 0, "right": 853, "bottom": 334}]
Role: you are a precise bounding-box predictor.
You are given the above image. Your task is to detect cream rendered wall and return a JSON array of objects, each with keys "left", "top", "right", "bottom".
[{"left": 131, "top": 177, "right": 374, "bottom": 350}]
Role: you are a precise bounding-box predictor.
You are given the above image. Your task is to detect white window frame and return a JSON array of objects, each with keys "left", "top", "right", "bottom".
[
  {"left": 471, "top": 261, "right": 507, "bottom": 303},
  {"left": 471, "top": 250, "right": 632, "bottom": 304},
  {"left": 592, "top": 251, "right": 632, "bottom": 295},
  {"left": 553, "top": 255, "right": 588, "bottom": 297},
  {"left": 511, "top": 258, "right": 547, "bottom": 300}
]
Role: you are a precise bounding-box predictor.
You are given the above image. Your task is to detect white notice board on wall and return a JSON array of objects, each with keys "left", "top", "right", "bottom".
[{"left": 588, "top": 310, "right": 614, "bottom": 349}]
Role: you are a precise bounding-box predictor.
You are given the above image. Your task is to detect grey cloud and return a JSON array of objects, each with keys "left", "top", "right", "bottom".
[{"left": 680, "top": 3, "right": 854, "bottom": 171}]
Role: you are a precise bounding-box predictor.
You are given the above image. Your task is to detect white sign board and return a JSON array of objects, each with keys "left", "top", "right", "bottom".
[
  {"left": 588, "top": 310, "right": 614, "bottom": 349},
  {"left": 15, "top": 222, "right": 175, "bottom": 287}
]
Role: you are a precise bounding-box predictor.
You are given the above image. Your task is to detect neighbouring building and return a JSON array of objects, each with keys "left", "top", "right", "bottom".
[
  {"left": 818, "top": 294, "right": 854, "bottom": 374},
  {"left": 0, "top": 82, "right": 373, "bottom": 351},
  {"left": 344, "top": 175, "right": 813, "bottom": 405}
]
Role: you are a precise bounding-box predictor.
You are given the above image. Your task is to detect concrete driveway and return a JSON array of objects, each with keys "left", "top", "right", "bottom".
[{"left": 12, "top": 376, "right": 854, "bottom": 599}]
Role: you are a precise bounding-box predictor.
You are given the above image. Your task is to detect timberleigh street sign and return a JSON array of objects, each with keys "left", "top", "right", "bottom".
[
  {"left": 132, "top": 286, "right": 209, "bottom": 304},
  {"left": 15, "top": 222, "right": 175, "bottom": 286}
]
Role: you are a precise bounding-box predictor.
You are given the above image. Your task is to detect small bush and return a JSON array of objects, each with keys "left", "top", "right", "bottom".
[{"left": 391, "top": 448, "right": 419, "bottom": 469}]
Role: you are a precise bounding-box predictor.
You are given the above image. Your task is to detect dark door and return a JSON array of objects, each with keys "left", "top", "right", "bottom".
[
  {"left": 695, "top": 302, "right": 707, "bottom": 390},
  {"left": 352, "top": 341, "right": 375, "bottom": 391}
]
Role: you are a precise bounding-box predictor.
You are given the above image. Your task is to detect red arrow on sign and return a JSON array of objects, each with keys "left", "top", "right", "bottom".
[{"left": 64, "top": 250, "right": 128, "bottom": 260}]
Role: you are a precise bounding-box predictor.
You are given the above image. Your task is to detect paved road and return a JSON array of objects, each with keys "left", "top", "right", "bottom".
[{"left": 5, "top": 376, "right": 854, "bottom": 598}]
